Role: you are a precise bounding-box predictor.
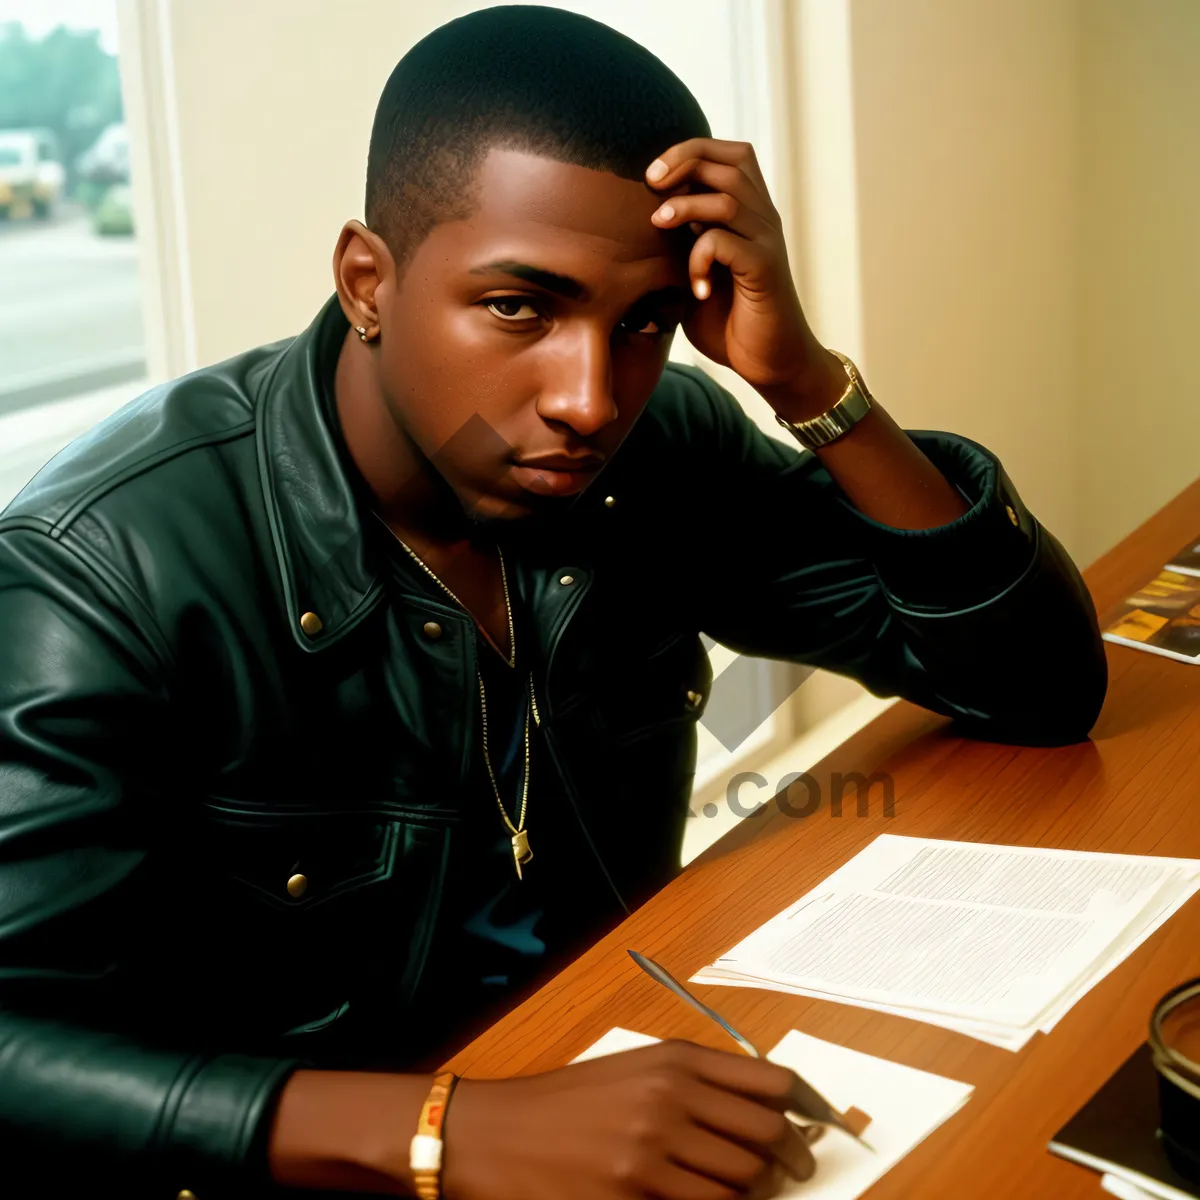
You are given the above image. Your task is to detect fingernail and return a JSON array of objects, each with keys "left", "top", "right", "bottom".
[
  {"left": 694, "top": 278, "right": 710, "bottom": 300},
  {"left": 655, "top": 204, "right": 674, "bottom": 222},
  {"left": 646, "top": 159, "right": 669, "bottom": 182}
]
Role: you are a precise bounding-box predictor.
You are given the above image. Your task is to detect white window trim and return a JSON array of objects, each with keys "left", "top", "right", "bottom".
[
  {"left": 115, "top": 0, "right": 197, "bottom": 383},
  {"left": 686, "top": 0, "right": 806, "bottom": 797}
]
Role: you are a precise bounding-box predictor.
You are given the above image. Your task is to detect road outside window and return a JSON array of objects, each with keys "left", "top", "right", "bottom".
[{"left": 0, "top": 0, "right": 145, "bottom": 510}]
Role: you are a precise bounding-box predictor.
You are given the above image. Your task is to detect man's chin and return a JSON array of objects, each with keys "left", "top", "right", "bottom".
[{"left": 463, "top": 489, "right": 578, "bottom": 533}]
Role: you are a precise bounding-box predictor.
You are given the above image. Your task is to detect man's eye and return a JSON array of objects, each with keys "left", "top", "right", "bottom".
[
  {"left": 486, "top": 298, "right": 541, "bottom": 321},
  {"left": 621, "top": 314, "right": 676, "bottom": 337}
]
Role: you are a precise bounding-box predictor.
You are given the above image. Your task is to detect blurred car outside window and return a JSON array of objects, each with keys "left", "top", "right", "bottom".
[{"left": 0, "top": 3, "right": 146, "bottom": 511}]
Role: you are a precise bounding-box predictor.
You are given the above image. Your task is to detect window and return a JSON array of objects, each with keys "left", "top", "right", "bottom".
[{"left": 0, "top": 1, "right": 146, "bottom": 512}]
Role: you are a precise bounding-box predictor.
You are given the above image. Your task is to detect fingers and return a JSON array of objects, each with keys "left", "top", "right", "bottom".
[
  {"left": 633, "top": 1159, "right": 742, "bottom": 1200},
  {"left": 657, "top": 1040, "right": 800, "bottom": 1108},
  {"left": 745, "top": 1161, "right": 788, "bottom": 1200},
  {"left": 646, "top": 142, "right": 780, "bottom": 260},
  {"left": 681, "top": 1083, "right": 817, "bottom": 1184},
  {"left": 775, "top": 1118, "right": 818, "bottom": 1182},
  {"left": 652, "top": 158, "right": 777, "bottom": 224},
  {"left": 651, "top": 1043, "right": 818, "bottom": 1184},
  {"left": 679, "top": 1079, "right": 796, "bottom": 1147},
  {"left": 575, "top": 1041, "right": 820, "bottom": 1193},
  {"left": 651, "top": 190, "right": 775, "bottom": 244},
  {"left": 667, "top": 1123, "right": 776, "bottom": 1191},
  {"left": 646, "top": 137, "right": 771, "bottom": 199},
  {"left": 689, "top": 227, "right": 781, "bottom": 301},
  {"left": 644, "top": 140, "right": 789, "bottom": 305}
]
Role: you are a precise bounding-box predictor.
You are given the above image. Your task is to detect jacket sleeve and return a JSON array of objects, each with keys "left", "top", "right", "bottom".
[
  {"left": 0, "top": 525, "right": 300, "bottom": 1197},
  {"left": 682, "top": 368, "right": 1107, "bottom": 745}
]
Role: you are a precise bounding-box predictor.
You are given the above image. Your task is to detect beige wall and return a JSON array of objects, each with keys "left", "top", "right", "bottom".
[
  {"left": 844, "top": 0, "right": 1083, "bottom": 557},
  {"left": 794, "top": 0, "right": 1200, "bottom": 570},
  {"left": 163, "top": 0, "right": 474, "bottom": 366},
  {"left": 1078, "top": 0, "right": 1200, "bottom": 566}
]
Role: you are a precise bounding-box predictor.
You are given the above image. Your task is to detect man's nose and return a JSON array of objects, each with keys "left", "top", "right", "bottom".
[{"left": 535, "top": 329, "right": 619, "bottom": 438}]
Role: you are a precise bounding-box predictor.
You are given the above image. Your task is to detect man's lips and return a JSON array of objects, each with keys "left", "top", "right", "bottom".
[
  {"left": 509, "top": 454, "right": 604, "bottom": 497},
  {"left": 513, "top": 453, "right": 606, "bottom": 471}
]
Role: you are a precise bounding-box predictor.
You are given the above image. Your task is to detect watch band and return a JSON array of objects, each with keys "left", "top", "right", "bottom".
[
  {"left": 410, "top": 1071, "right": 458, "bottom": 1200},
  {"left": 774, "top": 350, "right": 873, "bottom": 450}
]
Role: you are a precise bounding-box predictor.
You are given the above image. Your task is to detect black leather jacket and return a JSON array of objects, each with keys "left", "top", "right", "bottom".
[{"left": 0, "top": 296, "right": 1106, "bottom": 1195}]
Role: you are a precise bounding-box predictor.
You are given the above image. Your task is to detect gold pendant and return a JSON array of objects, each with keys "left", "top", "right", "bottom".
[{"left": 511, "top": 829, "right": 533, "bottom": 879}]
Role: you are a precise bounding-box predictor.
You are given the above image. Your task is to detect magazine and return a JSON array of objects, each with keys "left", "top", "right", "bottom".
[
  {"left": 1166, "top": 536, "right": 1200, "bottom": 578},
  {"left": 1101, "top": 536, "right": 1200, "bottom": 664}
]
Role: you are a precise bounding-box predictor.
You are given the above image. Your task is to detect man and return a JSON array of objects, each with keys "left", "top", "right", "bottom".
[{"left": 0, "top": 6, "right": 1105, "bottom": 1198}]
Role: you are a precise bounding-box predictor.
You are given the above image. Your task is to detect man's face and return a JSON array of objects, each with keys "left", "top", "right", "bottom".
[{"left": 372, "top": 147, "right": 695, "bottom": 521}]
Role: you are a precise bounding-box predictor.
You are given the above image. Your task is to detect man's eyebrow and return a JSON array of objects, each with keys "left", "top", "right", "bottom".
[
  {"left": 469, "top": 260, "right": 586, "bottom": 300},
  {"left": 469, "top": 260, "right": 691, "bottom": 308}
]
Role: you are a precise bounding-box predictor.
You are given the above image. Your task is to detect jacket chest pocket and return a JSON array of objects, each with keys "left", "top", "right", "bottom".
[
  {"left": 182, "top": 807, "right": 454, "bottom": 1039},
  {"left": 195, "top": 806, "right": 451, "bottom": 915},
  {"left": 229, "top": 818, "right": 398, "bottom": 911}
]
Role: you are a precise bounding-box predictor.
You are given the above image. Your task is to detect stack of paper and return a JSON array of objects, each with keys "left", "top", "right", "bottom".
[
  {"left": 692, "top": 836, "right": 1200, "bottom": 1051},
  {"left": 575, "top": 1026, "right": 973, "bottom": 1199}
]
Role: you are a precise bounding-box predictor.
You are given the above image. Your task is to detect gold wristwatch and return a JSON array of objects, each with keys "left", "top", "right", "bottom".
[{"left": 773, "top": 349, "right": 873, "bottom": 450}]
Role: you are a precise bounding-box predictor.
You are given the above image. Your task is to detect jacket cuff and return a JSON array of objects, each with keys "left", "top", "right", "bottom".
[
  {"left": 162, "top": 1052, "right": 302, "bottom": 1198},
  {"left": 834, "top": 431, "right": 1039, "bottom": 613}
]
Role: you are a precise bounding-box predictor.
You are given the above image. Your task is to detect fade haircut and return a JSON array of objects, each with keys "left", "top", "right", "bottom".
[{"left": 364, "top": 4, "right": 711, "bottom": 277}]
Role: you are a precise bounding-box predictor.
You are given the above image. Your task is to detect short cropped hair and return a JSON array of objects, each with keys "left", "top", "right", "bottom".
[{"left": 365, "top": 4, "right": 711, "bottom": 276}]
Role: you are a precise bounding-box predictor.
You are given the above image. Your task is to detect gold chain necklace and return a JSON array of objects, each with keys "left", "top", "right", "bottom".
[{"left": 375, "top": 515, "right": 537, "bottom": 879}]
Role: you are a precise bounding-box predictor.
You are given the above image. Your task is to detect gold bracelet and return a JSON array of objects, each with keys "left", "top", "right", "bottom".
[{"left": 410, "top": 1071, "right": 458, "bottom": 1200}]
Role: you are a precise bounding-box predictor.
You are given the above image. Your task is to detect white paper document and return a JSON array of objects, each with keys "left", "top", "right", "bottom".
[
  {"left": 573, "top": 1026, "right": 973, "bottom": 1198},
  {"left": 691, "top": 836, "right": 1200, "bottom": 1050},
  {"left": 572, "top": 1026, "right": 662, "bottom": 1062}
]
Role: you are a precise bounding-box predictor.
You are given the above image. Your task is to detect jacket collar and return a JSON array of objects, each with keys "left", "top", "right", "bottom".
[{"left": 257, "top": 295, "right": 385, "bottom": 652}]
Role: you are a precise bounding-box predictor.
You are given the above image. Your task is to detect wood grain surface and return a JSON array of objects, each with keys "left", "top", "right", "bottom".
[{"left": 446, "top": 478, "right": 1200, "bottom": 1198}]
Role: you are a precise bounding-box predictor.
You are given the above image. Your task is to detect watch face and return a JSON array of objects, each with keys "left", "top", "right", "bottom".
[{"left": 844, "top": 384, "right": 872, "bottom": 418}]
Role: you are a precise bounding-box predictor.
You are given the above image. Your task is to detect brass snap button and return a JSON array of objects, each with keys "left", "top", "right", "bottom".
[
  {"left": 603, "top": 495, "right": 616, "bottom": 508},
  {"left": 423, "top": 621, "right": 443, "bottom": 639},
  {"left": 286, "top": 873, "right": 308, "bottom": 898},
  {"left": 559, "top": 575, "right": 575, "bottom": 586},
  {"left": 300, "top": 611, "right": 323, "bottom": 637},
  {"left": 1005, "top": 505, "right": 1019, "bottom": 527}
]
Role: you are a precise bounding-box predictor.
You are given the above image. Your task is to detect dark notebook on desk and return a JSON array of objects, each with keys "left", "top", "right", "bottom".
[{"left": 1049, "top": 1042, "right": 1200, "bottom": 1200}]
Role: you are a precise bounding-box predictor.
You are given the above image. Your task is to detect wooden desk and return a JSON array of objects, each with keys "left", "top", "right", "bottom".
[{"left": 448, "top": 479, "right": 1200, "bottom": 1198}]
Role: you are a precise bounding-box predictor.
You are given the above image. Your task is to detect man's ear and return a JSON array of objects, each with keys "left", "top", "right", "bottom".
[{"left": 333, "top": 220, "right": 394, "bottom": 339}]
